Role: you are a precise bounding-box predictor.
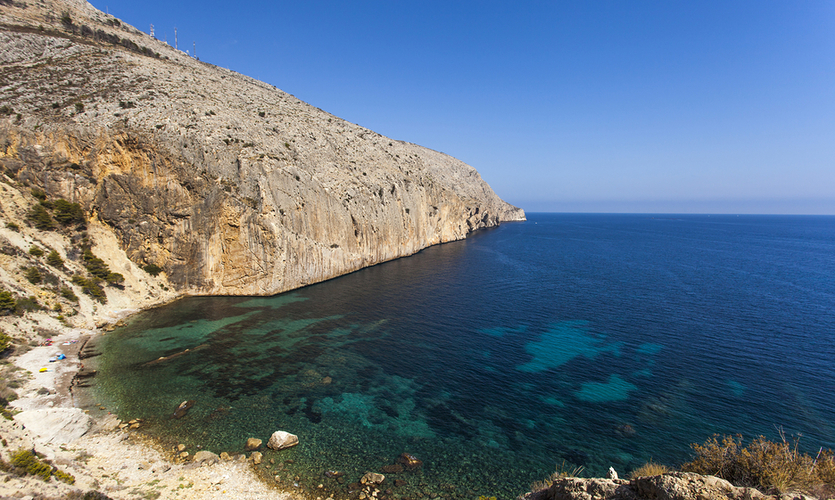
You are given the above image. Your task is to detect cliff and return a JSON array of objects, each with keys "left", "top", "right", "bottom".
[{"left": 0, "top": 0, "right": 524, "bottom": 299}]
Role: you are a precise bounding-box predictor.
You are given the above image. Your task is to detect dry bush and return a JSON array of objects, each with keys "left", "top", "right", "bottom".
[
  {"left": 682, "top": 433, "right": 835, "bottom": 496},
  {"left": 630, "top": 461, "right": 669, "bottom": 478},
  {"left": 529, "top": 461, "right": 585, "bottom": 493}
]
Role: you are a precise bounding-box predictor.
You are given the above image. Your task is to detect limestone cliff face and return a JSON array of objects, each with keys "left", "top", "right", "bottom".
[{"left": 0, "top": 0, "right": 524, "bottom": 296}]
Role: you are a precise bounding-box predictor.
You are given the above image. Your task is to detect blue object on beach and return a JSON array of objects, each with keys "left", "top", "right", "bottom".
[{"left": 57, "top": 353, "right": 66, "bottom": 360}]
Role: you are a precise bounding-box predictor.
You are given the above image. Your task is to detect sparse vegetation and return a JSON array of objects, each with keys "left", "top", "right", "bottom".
[
  {"left": 5, "top": 222, "right": 19, "bottom": 232},
  {"left": 53, "top": 199, "right": 85, "bottom": 226},
  {"left": 28, "top": 204, "right": 55, "bottom": 230},
  {"left": 2, "top": 448, "right": 75, "bottom": 484},
  {"left": 0, "top": 330, "right": 12, "bottom": 353},
  {"left": 529, "top": 461, "right": 585, "bottom": 493},
  {"left": 75, "top": 102, "right": 85, "bottom": 114},
  {"left": 24, "top": 266, "right": 41, "bottom": 284},
  {"left": 47, "top": 250, "right": 64, "bottom": 268},
  {"left": 28, "top": 246, "right": 44, "bottom": 257},
  {"left": 143, "top": 263, "right": 163, "bottom": 276},
  {"left": 60, "top": 286, "right": 79, "bottom": 303},
  {"left": 15, "top": 296, "right": 41, "bottom": 314},
  {"left": 72, "top": 275, "right": 106, "bottom": 303},
  {"left": 630, "top": 460, "right": 669, "bottom": 478},
  {"left": 0, "top": 290, "right": 15, "bottom": 314},
  {"left": 682, "top": 433, "right": 835, "bottom": 497}
]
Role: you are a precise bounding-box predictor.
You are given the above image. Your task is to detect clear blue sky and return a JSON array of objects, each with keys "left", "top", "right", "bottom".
[{"left": 90, "top": 0, "right": 835, "bottom": 214}]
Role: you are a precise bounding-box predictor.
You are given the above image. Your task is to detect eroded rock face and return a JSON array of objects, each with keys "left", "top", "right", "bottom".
[
  {"left": 0, "top": 0, "right": 525, "bottom": 298},
  {"left": 524, "top": 473, "right": 786, "bottom": 500}
]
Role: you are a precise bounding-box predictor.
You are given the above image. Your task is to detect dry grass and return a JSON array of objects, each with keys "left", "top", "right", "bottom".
[
  {"left": 529, "top": 461, "right": 586, "bottom": 492},
  {"left": 629, "top": 460, "right": 669, "bottom": 478},
  {"left": 681, "top": 433, "right": 835, "bottom": 497}
]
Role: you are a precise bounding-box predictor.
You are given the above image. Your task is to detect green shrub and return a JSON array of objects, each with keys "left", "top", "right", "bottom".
[
  {"left": 5, "top": 222, "right": 19, "bottom": 232},
  {"left": 54, "top": 468, "right": 75, "bottom": 484},
  {"left": 71, "top": 275, "right": 106, "bottom": 303},
  {"left": 0, "top": 290, "right": 15, "bottom": 313},
  {"left": 0, "top": 330, "right": 12, "bottom": 353},
  {"left": 15, "top": 296, "right": 41, "bottom": 314},
  {"left": 30, "top": 188, "right": 46, "bottom": 201},
  {"left": 10, "top": 449, "right": 51, "bottom": 480},
  {"left": 82, "top": 249, "right": 111, "bottom": 279},
  {"left": 24, "top": 267, "right": 41, "bottom": 284},
  {"left": 53, "top": 199, "right": 85, "bottom": 226},
  {"left": 75, "top": 103, "right": 84, "bottom": 113},
  {"left": 59, "top": 286, "right": 79, "bottom": 303},
  {"left": 28, "top": 204, "right": 55, "bottom": 230},
  {"left": 106, "top": 272, "right": 124, "bottom": 285},
  {"left": 47, "top": 250, "right": 64, "bottom": 268},
  {"left": 143, "top": 263, "right": 163, "bottom": 277},
  {"left": 28, "top": 246, "right": 44, "bottom": 257}
]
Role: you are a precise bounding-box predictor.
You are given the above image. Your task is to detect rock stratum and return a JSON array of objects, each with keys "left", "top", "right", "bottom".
[{"left": 0, "top": 0, "right": 524, "bottom": 297}]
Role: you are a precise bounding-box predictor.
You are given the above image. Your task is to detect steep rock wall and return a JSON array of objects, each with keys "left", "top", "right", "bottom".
[{"left": 0, "top": 0, "right": 524, "bottom": 296}]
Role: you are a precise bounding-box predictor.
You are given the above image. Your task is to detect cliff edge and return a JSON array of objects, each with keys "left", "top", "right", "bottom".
[{"left": 0, "top": 0, "right": 524, "bottom": 299}]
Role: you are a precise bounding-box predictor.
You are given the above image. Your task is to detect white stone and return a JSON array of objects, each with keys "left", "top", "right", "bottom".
[{"left": 266, "top": 430, "right": 299, "bottom": 450}]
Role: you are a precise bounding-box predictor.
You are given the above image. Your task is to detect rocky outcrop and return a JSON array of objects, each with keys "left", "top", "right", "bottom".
[
  {"left": 524, "top": 473, "right": 812, "bottom": 500},
  {"left": 0, "top": 0, "right": 524, "bottom": 299}
]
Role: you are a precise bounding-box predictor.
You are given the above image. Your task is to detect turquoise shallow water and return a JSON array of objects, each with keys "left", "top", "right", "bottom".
[{"left": 80, "top": 214, "right": 835, "bottom": 499}]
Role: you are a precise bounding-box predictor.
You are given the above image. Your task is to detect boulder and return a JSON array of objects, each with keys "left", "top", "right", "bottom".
[
  {"left": 397, "top": 452, "right": 423, "bottom": 470},
  {"left": 193, "top": 450, "right": 220, "bottom": 465},
  {"left": 219, "top": 452, "right": 231, "bottom": 461},
  {"left": 172, "top": 400, "right": 195, "bottom": 419},
  {"left": 245, "top": 437, "right": 262, "bottom": 451},
  {"left": 607, "top": 467, "right": 618, "bottom": 480},
  {"left": 361, "top": 472, "right": 385, "bottom": 485},
  {"left": 267, "top": 430, "right": 299, "bottom": 450},
  {"left": 251, "top": 451, "right": 262, "bottom": 465}
]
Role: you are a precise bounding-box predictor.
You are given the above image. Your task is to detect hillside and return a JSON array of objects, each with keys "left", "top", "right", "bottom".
[{"left": 0, "top": 0, "right": 524, "bottom": 305}]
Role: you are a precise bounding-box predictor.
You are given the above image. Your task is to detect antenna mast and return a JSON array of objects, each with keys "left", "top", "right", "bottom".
[
  {"left": 193, "top": 41, "right": 196, "bottom": 58},
  {"left": 174, "top": 27, "right": 178, "bottom": 50},
  {"left": 150, "top": 24, "right": 154, "bottom": 38}
]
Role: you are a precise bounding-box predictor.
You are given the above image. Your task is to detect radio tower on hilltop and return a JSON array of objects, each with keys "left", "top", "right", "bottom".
[
  {"left": 174, "top": 27, "right": 178, "bottom": 50},
  {"left": 150, "top": 24, "right": 154, "bottom": 38}
]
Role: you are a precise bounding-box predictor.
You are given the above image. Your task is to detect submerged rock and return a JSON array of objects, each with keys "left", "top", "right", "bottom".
[
  {"left": 172, "top": 400, "right": 195, "bottom": 419},
  {"left": 361, "top": 472, "right": 385, "bottom": 485},
  {"left": 245, "top": 437, "right": 262, "bottom": 451},
  {"left": 267, "top": 430, "right": 299, "bottom": 450},
  {"left": 397, "top": 452, "right": 423, "bottom": 470}
]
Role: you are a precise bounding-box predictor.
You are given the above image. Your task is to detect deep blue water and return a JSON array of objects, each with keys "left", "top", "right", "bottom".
[{"left": 83, "top": 213, "right": 835, "bottom": 499}]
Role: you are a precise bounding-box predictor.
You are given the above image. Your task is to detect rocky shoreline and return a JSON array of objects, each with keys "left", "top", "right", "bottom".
[{"left": 0, "top": 309, "right": 299, "bottom": 500}]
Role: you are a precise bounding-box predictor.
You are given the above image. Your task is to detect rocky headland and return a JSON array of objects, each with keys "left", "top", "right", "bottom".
[{"left": 0, "top": 1, "right": 825, "bottom": 500}]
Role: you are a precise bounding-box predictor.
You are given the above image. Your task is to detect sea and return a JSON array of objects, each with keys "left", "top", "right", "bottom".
[{"left": 78, "top": 213, "right": 835, "bottom": 499}]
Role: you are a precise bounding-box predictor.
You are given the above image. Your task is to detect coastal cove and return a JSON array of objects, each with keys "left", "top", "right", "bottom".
[{"left": 78, "top": 213, "right": 835, "bottom": 499}]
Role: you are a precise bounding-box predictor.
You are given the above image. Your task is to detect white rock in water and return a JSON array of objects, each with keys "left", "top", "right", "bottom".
[
  {"left": 607, "top": 466, "right": 618, "bottom": 480},
  {"left": 266, "top": 430, "right": 299, "bottom": 450}
]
